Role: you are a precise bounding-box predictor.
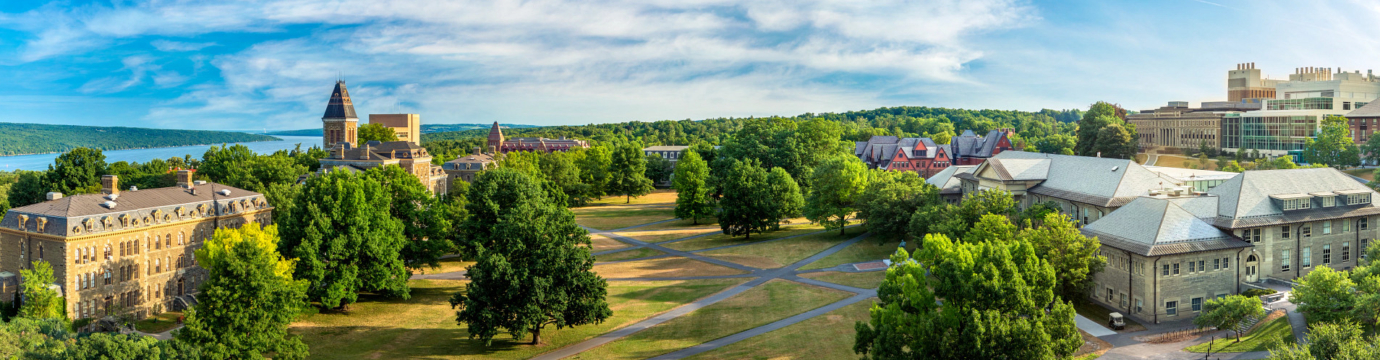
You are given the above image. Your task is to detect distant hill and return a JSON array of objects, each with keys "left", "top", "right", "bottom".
[
  {"left": 0, "top": 123, "right": 280, "bottom": 156},
  {"left": 266, "top": 123, "right": 539, "bottom": 137}
]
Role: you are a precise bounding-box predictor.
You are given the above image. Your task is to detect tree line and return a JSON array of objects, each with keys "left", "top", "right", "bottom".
[{"left": 0, "top": 123, "right": 279, "bottom": 156}]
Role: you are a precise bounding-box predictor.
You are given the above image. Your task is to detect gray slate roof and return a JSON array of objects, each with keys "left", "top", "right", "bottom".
[
  {"left": 2, "top": 182, "right": 266, "bottom": 238},
  {"left": 987, "top": 151, "right": 1181, "bottom": 207},
  {"left": 926, "top": 165, "right": 976, "bottom": 194},
  {"left": 322, "top": 81, "right": 358, "bottom": 119},
  {"left": 1082, "top": 197, "right": 1250, "bottom": 256},
  {"left": 1346, "top": 100, "right": 1380, "bottom": 118},
  {"left": 1207, "top": 167, "right": 1380, "bottom": 227}
]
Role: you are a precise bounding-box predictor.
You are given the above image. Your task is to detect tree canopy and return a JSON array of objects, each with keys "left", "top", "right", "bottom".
[
  {"left": 804, "top": 156, "right": 868, "bottom": 235},
  {"left": 18, "top": 261, "right": 63, "bottom": 321},
  {"left": 1303, "top": 115, "right": 1362, "bottom": 169},
  {"left": 607, "top": 143, "right": 654, "bottom": 203},
  {"left": 357, "top": 123, "right": 399, "bottom": 143},
  {"left": 855, "top": 170, "right": 942, "bottom": 240},
  {"left": 672, "top": 151, "right": 715, "bottom": 225}
]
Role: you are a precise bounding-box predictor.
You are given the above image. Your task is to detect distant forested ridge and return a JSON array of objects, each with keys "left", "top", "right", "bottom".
[
  {"left": 0, "top": 123, "right": 281, "bottom": 156},
  {"left": 420, "top": 106, "right": 1085, "bottom": 161},
  {"left": 267, "top": 123, "right": 539, "bottom": 137}
]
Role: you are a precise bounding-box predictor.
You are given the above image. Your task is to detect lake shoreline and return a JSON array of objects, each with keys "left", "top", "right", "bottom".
[
  {"left": 0, "top": 136, "right": 318, "bottom": 172},
  {"left": 0, "top": 137, "right": 286, "bottom": 157}
]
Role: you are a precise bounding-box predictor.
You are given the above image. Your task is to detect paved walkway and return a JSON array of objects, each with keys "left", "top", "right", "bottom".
[
  {"left": 1076, "top": 314, "right": 1117, "bottom": 337},
  {"left": 531, "top": 222, "right": 878, "bottom": 360}
]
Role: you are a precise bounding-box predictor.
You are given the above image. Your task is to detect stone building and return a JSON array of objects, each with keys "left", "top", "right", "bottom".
[
  {"left": 321, "top": 81, "right": 358, "bottom": 149},
  {"left": 924, "top": 165, "right": 975, "bottom": 204},
  {"left": 0, "top": 171, "right": 271, "bottom": 320},
  {"left": 442, "top": 149, "right": 497, "bottom": 183},
  {"left": 317, "top": 141, "right": 450, "bottom": 194},
  {"left": 486, "top": 122, "right": 589, "bottom": 153},
  {"left": 956, "top": 151, "right": 1181, "bottom": 226}
]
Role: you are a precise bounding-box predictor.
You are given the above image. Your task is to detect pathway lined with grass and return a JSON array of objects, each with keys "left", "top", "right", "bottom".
[{"left": 532, "top": 218, "right": 882, "bottom": 360}]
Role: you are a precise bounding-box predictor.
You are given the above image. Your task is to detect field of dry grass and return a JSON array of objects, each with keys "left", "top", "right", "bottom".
[{"left": 593, "top": 257, "right": 748, "bottom": 279}]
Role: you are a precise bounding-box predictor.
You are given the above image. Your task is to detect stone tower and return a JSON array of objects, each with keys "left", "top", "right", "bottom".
[
  {"left": 486, "top": 122, "right": 505, "bottom": 153},
  {"left": 322, "top": 81, "right": 359, "bottom": 148}
]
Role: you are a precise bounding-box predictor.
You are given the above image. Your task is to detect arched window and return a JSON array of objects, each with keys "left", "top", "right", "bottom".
[
  {"left": 155, "top": 236, "right": 161, "bottom": 250},
  {"left": 104, "top": 245, "right": 111, "bottom": 260},
  {"left": 178, "top": 232, "right": 184, "bottom": 245},
  {"left": 37, "top": 244, "right": 43, "bottom": 259},
  {"left": 155, "top": 259, "right": 161, "bottom": 273},
  {"left": 165, "top": 234, "right": 171, "bottom": 248},
  {"left": 104, "top": 269, "right": 111, "bottom": 285}
]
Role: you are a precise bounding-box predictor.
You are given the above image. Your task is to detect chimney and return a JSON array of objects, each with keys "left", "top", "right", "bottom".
[
  {"left": 46, "top": 192, "right": 62, "bottom": 201},
  {"left": 101, "top": 175, "right": 119, "bottom": 196},
  {"left": 176, "top": 169, "right": 195, "bottom": 189},
  {"left": 473, "top": 147, "right": 482, "bottom": 155},
  {"left": 359, "top": 143, "right": 371, "bottom": 160}
]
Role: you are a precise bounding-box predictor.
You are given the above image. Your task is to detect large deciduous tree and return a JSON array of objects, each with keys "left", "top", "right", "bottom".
[
  {"left": 607, "top": 144, "right": 655, "bottom": 203},
  {"left": 854, "top": 170, "right": 942, "bottom": 240},
  {"left": 766, "top": 167, "right": 804, "bottom": 229},
  {"left": 450, "top": 168, "right": 611, "bottom": 345},
  {"left": 47, "top": 147, "right": 107, "bottom": 195},
  {"left": 1019, "top": 213, "right": 1106, "bottom": 300},
  {"left": 362, "top": 165, "right": 454, "bottom": 272},
  {"left": 672, "top": 151, "right": 715, "bottom": 225},
  {"left": 357, "top": 123, "right": 399, "bottom": 143},
  {"left": 18, "top": 261, "right": 63, "bottom": 320},
  {"left": 1304, "top": 115, "right": 1362, "bottom": 169},
  {"left": 718, "top": 160, "right": 774, "bottom": 239},
  {"left": 278, "top": 170, "right": 409, "bottom": 309},
  {"left": 1193, "top": 295, "right": 1265, "bottom": 342},
  {"left": 1073, "top": 101, "right": 1138, "bottom": 159},
  {"left": 1289, "top": 266, "right": 1356, "bottom": 325},
  {"left": 804, "top": 156, "right": 868, "bottom": 235},
  {"left": 912, "top": 189, "right": 1017, "bottom": 241},
  {"left": 643, "top": 153, "right": 674, "bottom": 186},
  {"left": 854, "top": 234, "right": 1081, "bottom": 359},
  {"left": 175, "top": 225, "right": 308, "bottom": 360}
]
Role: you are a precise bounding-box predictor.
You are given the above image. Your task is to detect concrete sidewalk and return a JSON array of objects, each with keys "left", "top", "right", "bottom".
[{"left": 1076, "top": 314, "right": 1117, "bottom": 337}]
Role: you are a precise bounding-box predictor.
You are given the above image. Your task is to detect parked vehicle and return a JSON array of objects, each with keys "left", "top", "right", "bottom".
[{"left": 1108, "top": 312, "right": 1125, "bottom": 330}]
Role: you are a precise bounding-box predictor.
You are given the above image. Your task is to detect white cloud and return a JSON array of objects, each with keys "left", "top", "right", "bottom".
[{"left": 151, "top": 40, "right": 218, "bottom": 52}]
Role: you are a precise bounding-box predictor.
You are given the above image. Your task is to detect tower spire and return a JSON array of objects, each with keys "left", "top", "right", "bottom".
[{"left": 322, "top": 81, "right": 360, "bottom": 148}]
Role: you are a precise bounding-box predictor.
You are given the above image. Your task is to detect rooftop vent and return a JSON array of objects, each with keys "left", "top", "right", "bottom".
[
  {"left": 1148, "top": 190, "right": 1162, "bottom": 196},
  {"left": 1111, "top": 166, "right": 1119, "bottom": 172},
  {"left": 45, "top": 192, "right": 62, "bottom": 201},
  {"left": 218, "top": 189, "right": 231, "bottom": 196},
  {"left": 129, "top": 186, "right": 138, "bottom": 191},
  {"left": 194, "top": 180, "right": 207, "bottom": 185},
  {"left": 102, "top": 201, "right": 116, "bottom": 209},
  {"left": 106, "top": 193, "right": 118, "bottom": 201}
]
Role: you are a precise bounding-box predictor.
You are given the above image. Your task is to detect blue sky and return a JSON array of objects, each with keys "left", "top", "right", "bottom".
[{"left": 1, "top": 0, "right": 1378, "bottom": 131}]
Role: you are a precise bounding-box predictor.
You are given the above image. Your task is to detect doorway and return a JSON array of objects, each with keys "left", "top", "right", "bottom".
[
  {"left": 1246, "top": 254, "right": 1259, "bottom": 283},
  {"left": 177, "top": 278, "right": 185, "bottom": 297}
]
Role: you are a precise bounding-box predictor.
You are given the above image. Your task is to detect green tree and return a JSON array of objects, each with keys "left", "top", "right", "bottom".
[
  {"left": 1092, "top": 123, "right": 1134, "bottom": 159},
  {"left": 357, "top": 123, "right": 399, "bottom": 143},
  {"left": 767, "top": 167, "right": 804, "bottom": 229},
  {"left": 644, "top": 154, "right": 674, "bottom": 186},
  {"left": 540, "top": 151, "right": 591, "bottom": 206},
  {"left": 672, "top": 151, "right": 715, "bottom": 225},
  {"left": 855, "top": 170, "right": 942, "bottom": 240},
  {"left": 804, "top": 156, "right": 867, "bottom": 235},
  {"left": 1222, "top": 160, "right": 1246, "bottom": 173},
  {"left": 1074, "top": 101, "right": 1121, "bottom": 156},
  {"left": 575, "top": 145, "right": 613, "bottom": 199},
  {"left": 279, "top": 170, "right": 408, "bottom": 309},
  {"left": 18, "top": 261, "right": 63, "bottom": 320},
  {"left": 1303, "top": 116, "right": 1363, "bottom": 169},
  {"left": 718, "top": 160, "right": 774, "bottom": 239},
  {"left": 450, "top": 168, "right": 612, "bottom": 345},
  {"left": 964, "top": 213, "right": 1017, "bottom": 243},
  {"left": 363, "top": 165, "right": 454, "bottom": 271},
  {"left": 9, "top": 170, "right": 49, "bottom": 208},
  {"left": 1194, "top": 295, "right": 1266, "bottom": 342},
  {"left": 913, "top": 189, "right": 1017, "bottom": 241},
  {"left": 1363, "top": 135, "right": 1380, "bottom": 166},
  {"left": 1020, "top": 213, "right": 1106, "bottom": 300},
  {"left": 174, "top": 225, "right": 308, "bottom": 360},
  {"left": 607, "top": 144, "right": 654, "bottom": 203},
  {"left": 1290, "top": 266, "right": 1356, "bottom": 325},
  {"left": 1267, "top": 321, "right": 1380, "bottom": 360},
  {"left": 854, "top": 234, "right": 1080, "bottom": 359},
  {"left": 47, "top": 147, "right": 106, "bottom": 195}
]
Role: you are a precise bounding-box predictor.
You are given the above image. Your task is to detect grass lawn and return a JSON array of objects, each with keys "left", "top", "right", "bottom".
[
  {"left": 799, "top": 271, "right": 885, "bottom": 289},
  {"left": 1073, "top": 300, "right": 1145, "bottom": 333},
  {"left": 701, "top": 231, "right": 854, "bottom": 268},
  {"left": 635, "top": 217, "right": 720, "bottom": 231},
  {"left": 688, "top": 297, "right": 877, "bottom": 360},
  {"left": 571, "top": 280, "right": 852, "bottom": 360},
  {"left": 800, "top": 236, "right": 913, "bottom": 270},
  {"left": 1345, "top": 168, "right": 1376, "bottom": 181},
  {"left": 293, "top": 278, "right": 745, "bottom": 360},
  {"left": 421, "top": 256, "right": 474, "bottom": 275},
  {"left": 591, "top": 234, "right": 631, "bottom": 252},
  {"left": 593, "top": 257, "right": 748, "bottom": 279},
  {"left": 597, "top": 248, "right": 664, "bottom": 262},
  {"left": 1184, "top": 315, "right": 1293, "bottom": 353},
  {"left": 573, "top": 205, "right": 677, "bottom": 231},
  {"left": 663, "top": 223, "right": 827, "bottom": 252},
  {"left": 587, "top": 189, "right": 679, "bottom": 206},
  {"left": 615, "top": 227, "right": 720, "bottom": 243},
  {"left": 134, "top": 311, "right": 183, "bottom": 333}
]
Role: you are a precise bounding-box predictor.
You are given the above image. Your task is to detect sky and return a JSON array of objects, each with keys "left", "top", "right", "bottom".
[{"left": 2, "top": 0, "right": 1379, "bottom": 131}]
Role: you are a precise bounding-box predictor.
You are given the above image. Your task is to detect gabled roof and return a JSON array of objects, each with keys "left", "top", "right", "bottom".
[
  {"left": 1346, "top": 100, "right": 1380, "bottom": 118},
  {"left": 984, "top": 158, "right": 1050, "bottom": 181},
  {"left": 322, "top": 81, "right": 358, "bottom": 120},
  {"left": 986, "top": 151, "right": 1181, "bottom": 207},
  {"left": 926, "top": 165, "right": 976, "bottom": 194},
  {"left": 1207, "top": 168, "right": 1380, "bottom": 227},
  {"left": 1082, "top": 197, "right": 1249, "bottom": 256}
]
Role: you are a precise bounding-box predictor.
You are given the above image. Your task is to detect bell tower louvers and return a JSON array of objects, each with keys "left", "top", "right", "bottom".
[{"left": 322, "top": 80, "right": 359, "bottom": 148}]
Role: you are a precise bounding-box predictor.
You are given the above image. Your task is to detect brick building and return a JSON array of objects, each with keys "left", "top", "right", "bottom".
[
  {"left": 0, "top": 171, "right": 272, "bottom": 320},
  {"left": 321, "top": 81, "right": 358, "bottom": 149},
  {"left": 853, "top": 130, "right": 1011, "bottom": 178},
  {"left": 486, "top": 122, "right": 589, "bottom": 153},
  {"left": 317, "top": 141, "right": 451, "bottom": 194}
]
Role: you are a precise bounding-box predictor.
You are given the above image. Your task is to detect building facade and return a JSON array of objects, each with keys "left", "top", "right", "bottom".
[
  {"left": 442, "top": 150, "right": 497, "bottom": 183},
  {"left": 644, "top": 146, "right": 691, "bottom": 187},
  {"left": 1228, "top": 62, "right": 1282, "bottom": 102},
  {"left": 1127, "top": 102, "right": 1253, "bottom": 150},
  {"left": 322, "top": 81, "right": 359, "bottom": 149},
  {"left": 1222, "top": 67, "right": 1380, "bottom": 155},
  {"left": 853, "top": 130, "right": 1010, "bottom": 178},
  {"left": 317, "top": 141, "right": 450, "bottom": 194},
  {"left": 369, "top": 114, "right": 421, "bottom": 145},
  {"left": 486, "top": 122, "right": 589, "bottom": 154},
  {"left": 0, "top": 172, "right": 271, "bottom": 320}
]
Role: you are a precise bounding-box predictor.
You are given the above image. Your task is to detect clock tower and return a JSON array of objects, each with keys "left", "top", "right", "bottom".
[{"left": 322, "top": 80, "right": 359, "bottom": 148}]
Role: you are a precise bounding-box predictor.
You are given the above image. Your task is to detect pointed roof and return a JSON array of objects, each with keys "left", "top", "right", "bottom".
[
  {"left": 487, "top": 121, "right": 505, "bottom": 146},
  {"left": 322, "top": 81, "right": 358, "bottom": 120},
  {"left": 1082, "top": 197, "right": 1249, "bottom": 256}
]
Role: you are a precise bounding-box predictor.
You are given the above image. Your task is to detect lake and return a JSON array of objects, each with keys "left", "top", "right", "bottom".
[{"left": 0, "top": 136, "right": 322, "bottom": 171}]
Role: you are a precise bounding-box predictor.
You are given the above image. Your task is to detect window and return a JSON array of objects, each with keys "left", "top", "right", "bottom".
[
  {"left": 1282, "top": 251, "right": 1292, "bottom": 272},
  {"left": 103, "top": 270, "right": 111, "bottom": 285},
  {"left": 1199, "top": 260, "right": 1205, "bottom": 272},
  {"left": 1162, "top": 264, "right": 1170, "bottom": 276},
  {"left": 165, "top": 234, "right": 171, "bottom": 248},
  {"left": 1214, "top": 259, "right": 1221, "bottom": 270},
  {"left": 1136, "top": 299, "right": 1143, "bottom": 314},
  {"left": 1282, "top": 226, "right": 1291, "bottom": 239},
  {"left": 1166, "top": 301, "right": 1178, "bottom": 316},
  {"left": 1173, "top": 263, "right": 1180, "bottom": 275},
  {"left": 1323, "top": 196, "right": 1336, "bottom": 207},
  {"left": 1349, "top": 194, "right": 1371, "bottom": 205},
  {"left": 1344, "top": 242, "right": 1351, "bottom": 262},
  {"left": 1324, "top": 245, "right": 1332, "bottom": 264},
  {"left": 155, "top": 236, "right": 161, "bottom": 249},
  {"left": 1189, "top": 261, "right": 1196, "bottom": 273},
  {"left": 1192, "top": 297, "right": 1203, "bottom": 312},
  {"left": 1325, "top": 221, "right": 1333, "bottom": 234},
  {"left": 178, "top": 232, "right": 184, "bottom": 245},
  {"left": 1224, "top": 257, "right": 1230, "bottom": 269},
  {"left": 1120, "top": 293, "right": 1128, "bottom": 308},
  {"left": 1284, "top": 198, "right": 1311, "bottom": 210},
  {"left": 1251, "top": 228, "right": 1261, "bottom": 242},
  {"left": 1345, "top": 219, "right": 1352, "bottom": 232},
  {"left": 1303, "top": 225, "right": 1312, "bottom": 237},
  {"left": 1106, "top": 288, "right": 1114, "bottom": 302},
  {"left": 1303, "top": 247, "right": 1312, "bottom": 267},
  {"left": 1363, "top": 218, "right": 1370, "bottom": 230}
]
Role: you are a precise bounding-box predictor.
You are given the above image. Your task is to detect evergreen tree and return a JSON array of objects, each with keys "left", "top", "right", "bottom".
[
  {"left": 450, "top": 168, "right": 611, "bottom": 345},
  {"left": 278, "top": 170, "right": 408, "bottom": 309},
  {"left": 174, "top": 225, "right": 308, "bottom": 360},
  {"left": 672, "top": 151, "right": 715, "bottom": 225},
  {"left": 363, "top": 165, "right": 454, "bottom": 271},
  {"left": 607, "top": 144, "right": 654, "bottom": 203},
  {"left": 804, "top": 156, "right": 868, "bottom": 235},
  {"left": 718, "top": 160, "right": 774, "bottom": 239}
]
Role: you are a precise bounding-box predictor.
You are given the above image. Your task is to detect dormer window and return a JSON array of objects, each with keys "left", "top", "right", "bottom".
[
  {"left": 1349, "top": 193, "right": 1371, "bottom": 205},
  {"left": 1322, "top": 196, "right": 1336, "bottom": 207},
  {"left": 1283, "top": 198, "right": 1311, "bottom": 210}
]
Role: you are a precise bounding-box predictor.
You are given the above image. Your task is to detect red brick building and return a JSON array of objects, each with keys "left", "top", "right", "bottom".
[
  {"left": 854, "top": 129, "right": 1013, "bottom": 177},
  {"left": 485, "top": 122, "right": 589, "bottom": 153},
  {"left": 1347, "top": 101, "right": 1380, "bottom": 144}
]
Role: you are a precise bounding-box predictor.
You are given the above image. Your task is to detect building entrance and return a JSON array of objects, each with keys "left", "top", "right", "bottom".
[{"left": 1246, "top": 254, "right": 1259, "bottom": 283}]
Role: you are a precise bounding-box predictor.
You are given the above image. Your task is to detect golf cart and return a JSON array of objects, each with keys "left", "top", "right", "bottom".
[{"left": 1107, "top": 312, "right": 1125, "bottom": 330}]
